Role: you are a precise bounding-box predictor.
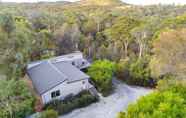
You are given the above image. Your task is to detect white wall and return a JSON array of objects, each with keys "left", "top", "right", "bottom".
[{"left": 41, "top": 79, "right": 92, "bottom": 104}]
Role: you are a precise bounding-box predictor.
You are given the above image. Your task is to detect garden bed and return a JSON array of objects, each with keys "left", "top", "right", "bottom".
[{"left": 44, "top": 91, "right": 99, "bottom": 115}]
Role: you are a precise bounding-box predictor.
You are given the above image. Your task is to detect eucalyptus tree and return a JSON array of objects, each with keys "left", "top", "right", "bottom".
[
  {"left": 131, "top": 23, "right": 151, "bottom": 59},
  {"left": 105, "top": 16, "right": 140, "bottom": 58}
]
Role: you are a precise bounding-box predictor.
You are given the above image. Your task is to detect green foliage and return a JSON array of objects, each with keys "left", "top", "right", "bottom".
[
  {"left": 0, "top": 2, "right": 186, "bottom": 118},
  {"left": 118, "top": 79, "right": 186, "bottom": 118},
  {"left": 0, "top": 14, "right": 56, "bottom": 80},
  {"left": 0, "top": 12, "right": 15, "bottom": 34},
  {"left": 116, "top": 59, "right": 130, "bottom": 80},
  {"left": 161, "top": 13, "right": 186, "bottom": 29},
  {"left": 40, "top": 110, "right": 58, "bottom": 118},
  {"left": 150, "top": 28, "right": 186, "bottom": 79},
  {"left": 0, "top": 79, "right": 35, "bottom": 118},
  {"left": 45, "top": 91, "right": 98, "bottom": 115},
  {"left": 117, "top": 112, "right": 126, "bottom": 118},
  {"left": 105, "top": 16, "right": 140, "bottom": 57},
  {"left": 116, "top": 58, "right": 154, "bottom": 87},
  {"left": 87, "top": 60, "right": 116, "bottom": 96},
  {"left": 129, "top": 59, "right": 152, "bottom": 86}
]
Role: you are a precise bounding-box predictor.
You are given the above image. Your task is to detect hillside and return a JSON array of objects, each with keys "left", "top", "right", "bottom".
[
  {"left": 77, "top": 0, "right": 125, "bottom": 6},
  {"left": 1, "top": 1, "right": 186, "bottom": 118}
]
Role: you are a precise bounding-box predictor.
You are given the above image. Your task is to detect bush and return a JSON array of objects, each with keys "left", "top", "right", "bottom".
[
  {"left": 117, "top": 112, "right": 126, "bottom": 118},
  {"left": 128, "top": 59, "right": 152, "bottom": 86},
  {"left": 116, "top": 58, "right": 155, "bottom": 87},
  {"left": 87, "top": 60, "right": 116, "bottom": 96},
  {"left": 45, "top": 91, "right": 98, "bottom": 115},
  {"left": 118, "top": 79, "right": 186, "bottom": 118},
  {"left": 116, "top": 59, "right": 130, "bottom": 80},
  {"left": 40, "top": 110, "right": 58, "bottom": 118}
]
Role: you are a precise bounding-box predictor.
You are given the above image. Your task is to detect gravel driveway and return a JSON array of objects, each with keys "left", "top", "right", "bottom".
[{"left": 60, "top": 80, "right": 152, "bottom": 118}]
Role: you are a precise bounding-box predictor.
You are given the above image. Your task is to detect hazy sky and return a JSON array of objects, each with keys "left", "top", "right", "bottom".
[{"left": 2, "top": 0, "right": 186, "bottom": 5}]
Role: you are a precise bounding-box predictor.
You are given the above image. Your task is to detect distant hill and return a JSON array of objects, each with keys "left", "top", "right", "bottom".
[{"left": 77, "top": 0, "right": 125, "bottom": 6}]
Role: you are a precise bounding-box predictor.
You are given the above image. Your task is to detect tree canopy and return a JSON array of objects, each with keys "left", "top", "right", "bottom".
[
  {"left": 150, "top": 28, "right": 186, "bottom": 79},
  {"left": 87, "top": 60, "right": 116, "bottom": 96},
  {"left": 0, "top": 79, "right": 35, "bottom": 118},
  {"left": 118, "top": 78, "right": 186, "bottom": 118}
]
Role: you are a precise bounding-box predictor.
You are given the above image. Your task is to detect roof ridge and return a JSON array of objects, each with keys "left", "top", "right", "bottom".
[{"left": 47, "top": 60, "right": 68, "bottom": 81}]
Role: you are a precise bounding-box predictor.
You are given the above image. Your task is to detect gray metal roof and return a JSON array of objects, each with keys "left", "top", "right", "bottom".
[
  {"left": 54, "top": 62, "right": 90, "bottom": 83},
  {"left": 27, "top": 61, "right": 89, "bottom": 95},
  {"left": 27, "top": 61, "right": 67, "bottom": 94}
]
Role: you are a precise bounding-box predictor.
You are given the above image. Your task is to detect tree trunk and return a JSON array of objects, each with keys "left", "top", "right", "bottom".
[
  {"left": 7, "top": 102, "right": 13, "bottom": 118},
  {"left": 124, "top": 42, "right": 129, "bottom": 58},
  {"left": 139, "top": 43, "right": 143, "bottom": 59},
  {"left": 97, "top": 22, "right": 100, "bottom": 32}
]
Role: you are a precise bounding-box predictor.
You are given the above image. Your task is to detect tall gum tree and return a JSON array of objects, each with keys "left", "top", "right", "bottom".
[{"left": 105, "top": 16, "right": 140, "bottom": 58}]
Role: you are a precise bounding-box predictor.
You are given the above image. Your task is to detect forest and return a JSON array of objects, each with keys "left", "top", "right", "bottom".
[{"left": 0, "top": 0, "right": 186, "bottom": 117}]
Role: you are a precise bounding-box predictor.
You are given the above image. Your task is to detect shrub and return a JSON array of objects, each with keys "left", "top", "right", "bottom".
[
  {"left": 117, "top": 112, "right": 126, "bottom": 118},
  {"left": 87, "top": 60, "right": 116, "bottom": 96},
  {"left": 116, "top": 59, "right": 130, "bottom": 80},
  {"left": 118, "top": 79, "right": 186, "bottom": 118},
  {"left": 40, "top": 110, "right": 58, "bottom": 118},
  {"left": 116, "top": 58, "right": 155, "bottom": 87},
  {"left": 45, "top": 91, "right": 98, "bottom": 115},
  {"left": 129, "top": 59, "right": 152, "bottom": 86}
]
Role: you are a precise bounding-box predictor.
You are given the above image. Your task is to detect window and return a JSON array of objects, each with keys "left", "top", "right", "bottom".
[
  {"left": 51, "top": 90, "right": 60, "bottom": 98},
  {"left": 82, "top": 61, "right": 85, "bottom": 65},
  {"left": 72, "top": 61, "right": 75, "bottom": 65},
  {"left": 82, "top": 81, "right": 85, "bottom": 84},
  {"left": 56, "top": 90, "right": 60, "bottom": 96}
]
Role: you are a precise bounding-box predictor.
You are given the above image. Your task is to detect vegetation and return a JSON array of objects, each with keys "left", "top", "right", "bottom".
[
  {"left": 45, "top": 91, "right": 98, "bottom": 115},
  {"left": 39, "top": 110, "right": 58, "bottom": 118},
  {"left": 87, "top": 60, "right": 116, "bottom": 96},
  {"left": 116, "top": 58, "right": 154, "bottom": 87},
  {"left": 0, "top": 0, "right": 186, "bottom": 117},
  {"left": 150, "top": 28, "right": 186, "bottom": 79},
  {"left": 0, "top": 79, "right": 35, "bottom": 118},
  {"left": 117, "top": 77, "right": 186, "bottom": 118}
]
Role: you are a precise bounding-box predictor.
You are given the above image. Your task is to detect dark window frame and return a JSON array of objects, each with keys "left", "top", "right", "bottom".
[
  {"left": 51, "top": 90, "right": 60, "bottom": 98},
  {"left": 82, "top": 61, "right": 85, "bottom": 65},
  {"left": 82, "top": 81, "right": 85, "bottom": 84},
  {"left": 72, "top": 61, "right": 75, "bottom": 65}
]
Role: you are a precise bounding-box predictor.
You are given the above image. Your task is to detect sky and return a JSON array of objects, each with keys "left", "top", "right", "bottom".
[{"left": 1, "top": 0, "right": 186, "bottom": 5}]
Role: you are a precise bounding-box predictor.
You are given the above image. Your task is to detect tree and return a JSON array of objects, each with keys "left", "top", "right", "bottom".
[
  {"left": 0, "top": 12, "right": 15, "bottom": 36},
  {"left": 87, "top": 60, "right": 116, "bottom": 96},
  {"left": 105, "top": 16, "right": 140, "bottom": 58},
  {"left": 129, "top": 58, "right": 151, "bottom": 86},
  {"left": 0, "top": 79, "right": 35, "bottom": 118},
  {"left": 54, "top": 23, "right": 81, "bottom": 54},
  {"left": 3, "top": 16, "right": 35, "bottom": 79},
  {"left": 150, "top": 28, "right": 186, "bottom": 79},
  {"left": 118, "top": 79, "right": 186, "bottom": 118},
  {"left": 131, "top": 23, "right": 152, "bottom": 59},
  {"left": 89, "top": 10, "right": 108, "bottom": 32}
]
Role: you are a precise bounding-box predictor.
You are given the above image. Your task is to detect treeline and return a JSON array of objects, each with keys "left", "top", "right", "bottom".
[{"left": 0, "top": 1, "right": 186, "bottom": 118}]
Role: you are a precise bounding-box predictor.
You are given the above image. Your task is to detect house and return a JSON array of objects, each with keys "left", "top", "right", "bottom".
[{"left": 27, "top": 51, "right": 93, "bottom": 104}]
